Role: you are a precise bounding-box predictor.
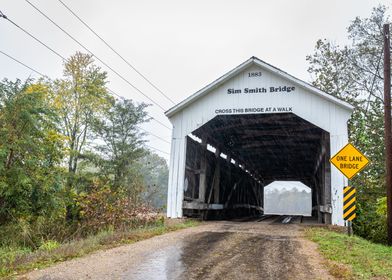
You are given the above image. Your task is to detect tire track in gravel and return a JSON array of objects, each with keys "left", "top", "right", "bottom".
[{"left": 179, "top": 230, "right": 316, "bottom": 280}]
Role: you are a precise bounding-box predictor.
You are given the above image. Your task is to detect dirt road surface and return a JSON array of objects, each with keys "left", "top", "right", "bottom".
[{"left": 22, "top": 220, "right": 333, "bottom": 280}]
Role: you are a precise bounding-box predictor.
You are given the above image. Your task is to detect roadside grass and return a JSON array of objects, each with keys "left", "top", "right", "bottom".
[
  {"left": 305, "top": 227, "right": 392, "bottom": 279},
  {"left": 0, "top": 219, "right": 200, "bottom": 279}
]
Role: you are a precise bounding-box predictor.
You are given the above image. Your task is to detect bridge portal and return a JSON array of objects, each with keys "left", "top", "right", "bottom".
[{"left": 165, "top": 57, "right": 353, "bottom": 225}]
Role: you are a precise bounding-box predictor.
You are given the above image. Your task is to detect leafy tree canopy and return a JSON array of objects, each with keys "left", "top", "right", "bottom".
[
  {"left": 307, "top": 5, "right": 390, "bottom": 242},
  {"left": 0, "top": 79, "right": 64, "bottom": 222}
]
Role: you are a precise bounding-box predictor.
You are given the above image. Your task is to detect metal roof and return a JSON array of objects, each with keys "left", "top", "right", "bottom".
[{"left": 165, "top": 56, "right": 354, "bottom": 118}]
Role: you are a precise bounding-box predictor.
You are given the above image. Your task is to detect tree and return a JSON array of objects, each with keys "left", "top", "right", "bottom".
[
  {"left": 138, "top": 151, "right": 169, "bottom": 209},
  {"left": 51, "top": 52, "right": 112, "bottom": 186},
  {"left": 93, "top": 99, "right": 149, "bottom": 202},
  {"left": 0, "top": 79, "right": 64, "bottom": 223},
  {"left": 307, "top": 5, "right": 390, "bottom": 242}
]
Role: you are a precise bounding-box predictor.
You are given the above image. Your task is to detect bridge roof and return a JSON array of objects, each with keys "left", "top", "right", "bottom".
[{"left": 165, "top": 56, "right": 353, "bottom": 118}]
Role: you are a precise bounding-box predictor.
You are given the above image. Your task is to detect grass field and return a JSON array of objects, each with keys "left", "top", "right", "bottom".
[
  {"left": 0, "top": 219, "right": 199, "bottom": 278},
  {"left": 305, "top": 227, "right": 392, "bottom": 279}
]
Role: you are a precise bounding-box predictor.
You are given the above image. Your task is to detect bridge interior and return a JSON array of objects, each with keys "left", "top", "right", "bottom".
[{"left": 182, "top": 113, "right": 332, "bottom": 223}]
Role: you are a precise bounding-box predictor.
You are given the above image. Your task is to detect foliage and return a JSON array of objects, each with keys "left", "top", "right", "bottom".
[
  {"left": 307, "top": 5, "right": 390, "bottom": 243},
  {"left": 50, "top": 52, "right": 113, "bottom": 179},
  {"left": 376, "top": 196, "right": 387, "bottom": 216},
  {"left": 306, "top": 227, "right": 392, "bottom": 279},
  {"left": 77, "top": 181, "right": 160, "bottom": 234},
  {"left": 0, "top": 51, "right": 171, "bottom": 275},
  {"left": 92, "top": 99, "right": 149, "bottom": 199},
  {"left": 138, "top": 151, "right": 169, "bottom": 209},
  {"left": 38, "top": 240, "right": 60, "bottom": 252},
  {"left": 0, "top": 78, "right": 65, "bottom": 224},
  {"left": 354, "top": 199, "right": 387, "bottom": 244}
]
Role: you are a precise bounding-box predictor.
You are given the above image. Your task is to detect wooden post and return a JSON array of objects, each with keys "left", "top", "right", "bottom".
[
  {"left": 323, "top": 132, "right": 332, "bottom": 224},
  {"left": 198, "top": 139, "right": 207, "bottom": 203},
  {"left": 225, "top": 155, "right": 231, "bottom": 202},
  {"left": 225, "top": 182, "right": 238, "bottom": 207},
  {"left": 347, "top": 221, "right": 353, "bottom": 236},
  {"left": 214, "top": 148, "right": 221, "bottom": 203},
  {"left": 384, "top": 24, "right": 392, "bottom": 245}
]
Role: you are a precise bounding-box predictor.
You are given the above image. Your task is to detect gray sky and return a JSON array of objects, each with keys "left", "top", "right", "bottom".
[{"left": 1, "top": 0, "right": 391, "bottom": 160}]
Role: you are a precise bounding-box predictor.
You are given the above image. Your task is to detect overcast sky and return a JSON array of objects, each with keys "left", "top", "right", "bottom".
[{"left": 1, "top": 0, "right": 391, "bottom": 160}]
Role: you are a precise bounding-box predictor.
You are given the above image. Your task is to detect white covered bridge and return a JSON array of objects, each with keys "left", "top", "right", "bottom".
[{"left": 165, "top": 57, "right": 353, "bottom": 225}]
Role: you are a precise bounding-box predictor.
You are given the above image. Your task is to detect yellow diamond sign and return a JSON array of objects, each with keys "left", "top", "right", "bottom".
[{"left": 330, "top": 143, "right": 370, "bottom": 180}]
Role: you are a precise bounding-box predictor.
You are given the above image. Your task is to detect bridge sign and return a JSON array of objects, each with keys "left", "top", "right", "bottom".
[{"left": 330, "top": 143, "right": 369, "bottom": 180}]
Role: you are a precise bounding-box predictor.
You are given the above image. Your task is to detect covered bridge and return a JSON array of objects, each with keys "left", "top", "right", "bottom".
[{"left": 165, "top": 57, "right": 353, "bottom": 225}]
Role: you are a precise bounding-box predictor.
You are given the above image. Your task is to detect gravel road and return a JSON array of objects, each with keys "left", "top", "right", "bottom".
[{"left": 22, "top": 220, "right": 334, "bottom": 280}]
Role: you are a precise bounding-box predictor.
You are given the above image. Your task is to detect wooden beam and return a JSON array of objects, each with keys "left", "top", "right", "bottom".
[
  {"left": 213, "top": 163, "right": 221, "bottom": 203},
  {"left": 183, "top": 201, "right": 224, "bottom": 210},
  {"left": 185, "top": 165, "right": 202, "bottom": 174},
  {"left": 198, "top": 139, "right": 207, "bottom": 202},
  {"left": 230, "top": 204, "right": 264, "bottom": 211},
  {"left": 182, "top": 201, "right": 263, "bottom": 211},
  {"left": 213, "top": 148, "right": 221, "bottom": 203},
  {"left": 225, "top": 181, "right": 240, "bottom": 207}
]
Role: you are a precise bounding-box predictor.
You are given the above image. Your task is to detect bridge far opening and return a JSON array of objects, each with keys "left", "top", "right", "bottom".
[
  {"left": 263, "top": 181, "right": 312, "bottom": 216},
  {"left": 182, "top": 113, "right": 331, "bottom": 224}
]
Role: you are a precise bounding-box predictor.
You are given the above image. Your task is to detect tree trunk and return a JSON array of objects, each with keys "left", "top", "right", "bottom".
[{"left": 5, "top": 148, "right": 14, "bottom": 169}]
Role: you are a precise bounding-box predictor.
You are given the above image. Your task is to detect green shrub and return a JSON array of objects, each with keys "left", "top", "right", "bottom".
[
  {"left": 76, "top": 183, "right": 161, "bottom": 235},
  {"left": 38, "top": 240, "right": 60, "bottom": 252},
  {"left": 353, "top": 198, "right": 387, "bottom": 244},
  {"left": 0, "top": 246, "right": 31, "bottom": 275}
]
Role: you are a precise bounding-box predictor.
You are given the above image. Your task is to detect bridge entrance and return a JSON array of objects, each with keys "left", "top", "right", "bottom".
[{"left": 182, "top": 113, "right": 331, "bottom": 223}]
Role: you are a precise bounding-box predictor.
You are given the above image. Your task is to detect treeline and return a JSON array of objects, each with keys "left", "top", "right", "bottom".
[
  {"left": 0, "top": 52, "right": 168, "bottom": 247},
  {"left": 307, "top": 6, "right": 389, "bottom": 243}
]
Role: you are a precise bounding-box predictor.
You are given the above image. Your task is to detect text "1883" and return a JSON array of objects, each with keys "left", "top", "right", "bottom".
[{"left": 248, "top": 72, "right": 262, "bottom": 77}]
